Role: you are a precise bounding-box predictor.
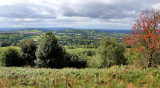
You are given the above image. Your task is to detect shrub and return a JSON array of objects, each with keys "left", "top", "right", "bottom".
[
  {"left": 65, "top": 53, "right": 87, "bottom": 68},
  {"left": 124, "top": 48, "right": 145, "bottom": 67},
  {"left": 78, "top": 50, "right": 95, "bottom": 57},
  {"left": 88, "top": 37, "right": 126, "bottom": 68},
  {"left": 87, "top": 55, "right": 103, "bottom": 68},
  {"left": 2, "top": 47, "right": 23, "bottom": 67}
]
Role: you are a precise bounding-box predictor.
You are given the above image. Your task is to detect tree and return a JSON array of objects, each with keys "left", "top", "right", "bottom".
[
  {"left": 89, "top": 37, "right": 126, "bottom": 68},
  {"left": 2, "top": 47, "right": 23, "bottom": 67},
  {"left": 19, "top": 39, "right": 37, "bottom": 67},
  {"left": 35, "top": 31, "right": 66, "bottom": 68},
  {"left": 124, "top": 10, "right": 160, "bottom": 67}
]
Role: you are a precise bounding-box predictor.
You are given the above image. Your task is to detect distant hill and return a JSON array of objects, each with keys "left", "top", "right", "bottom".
[
  {"left": 104, "top": 30, "right": 131, "bottom": 33},
  {"left": 0, "top": 27, "right": 131, "bottom": 34},
  {"left": 0, "top": 28, "right": 21, "bottom": 31}
]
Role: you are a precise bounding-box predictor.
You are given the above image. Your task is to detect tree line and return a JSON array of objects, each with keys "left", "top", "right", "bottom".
[
  {"left": 0, "top": 31, "right": 126, "bottom": 68},
  {"left": 1, "top": 31, "right": 87, "bottom": 68}
]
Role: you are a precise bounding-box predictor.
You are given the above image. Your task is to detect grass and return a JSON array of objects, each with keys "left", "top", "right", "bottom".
[
  {"left": 0, "top": 34, "right": 24, "bottom": 39},
  {"left": 22, "top": 29, "right": 41, "bottom": 33},
  {"left": 30, "top": 35, "right": 42, "bottom": 41},
  {"left": 0, "top": 46, "right": 20, "bottom": 51},
  {"left": 0, "top": 65, "right": 160, "bottom": 88},
  {"left": 66, "top": 48, "right": 96, "bottom": 54},
  {"left": 0, "top": 46, "right": 20, "bottom": 54}
]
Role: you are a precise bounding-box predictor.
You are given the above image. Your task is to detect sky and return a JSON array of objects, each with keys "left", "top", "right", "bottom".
[{"left": 0, "top": 0, "right": 160, "bottom": 29}]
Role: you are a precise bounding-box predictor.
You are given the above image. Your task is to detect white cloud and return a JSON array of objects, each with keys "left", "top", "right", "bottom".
[
  {"left": 152, "top": 3, "right": 160, "bottom": 10},
  {"left": 0, "top": 0, "right": 19, "bottom": 5}
]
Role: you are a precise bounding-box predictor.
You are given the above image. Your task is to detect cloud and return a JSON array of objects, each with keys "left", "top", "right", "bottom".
[
  {"left": 152, "top": 3, "right": 160, "bottom": 10},
  {"left": 0, "top": 0, "right": 159, "bottom": 29},
  {"left": 61, "top": 0, "right": 159, "bottom": 19}
]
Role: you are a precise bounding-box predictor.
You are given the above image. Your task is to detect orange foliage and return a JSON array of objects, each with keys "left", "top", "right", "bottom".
[{"left": 124, "top": 10, "right": 160, "bottom": 67}]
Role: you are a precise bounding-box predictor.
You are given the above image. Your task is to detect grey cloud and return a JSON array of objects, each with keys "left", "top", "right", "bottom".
[
  {"left": 61, "top": 0, "right": 159, "bottom": 19},
  {"left": 0, "top": 0, "right": 159, "bottom": 20},
  {"left": 0, "top": 3, "right": 56, "bottom": 19},
  {"left": 0, "top": 0, "right": 159, "bottom": 28}
]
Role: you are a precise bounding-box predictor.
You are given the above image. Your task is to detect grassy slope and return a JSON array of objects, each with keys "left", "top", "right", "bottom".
[
  {"left": 0, "top": 46, "right": 20, "bottom": 54},
  {"left": 66, "top": 48, "right": 96, "bottom": 54},
  {"left": 0, "top": 66, "right": 160, "bottom": 88},
  {"left": 0, "top": 46, "right": 20, "bottom": 53}
]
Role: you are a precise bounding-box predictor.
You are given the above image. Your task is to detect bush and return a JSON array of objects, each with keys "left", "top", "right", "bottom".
[
  {"left": 87, "top": 55, "right": 103, "bottom": 68},
  {"left": 2, "top": 47, "right": 23, "bottom": 67},
  {"left": 65, "top": 53, "right": 87, "bottom": 68},
  {"left": 78, "top": 50, "right": 95, "bottom": 57},
  {"left": 88, "top": 37, "right": 126, "bottom": 68},
  {"left": 0, "top": 49, "right": 3, "bottom": 66},
  {"left": 125, "top": 48, "right": 147, "bottom": 67}
]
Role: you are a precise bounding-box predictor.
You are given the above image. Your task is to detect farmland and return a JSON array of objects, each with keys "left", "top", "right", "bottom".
[
  {"left": 0, "top": 29, "right": 125, "bottom": 47},
  {"left": 0, "top": 65, "right": 160, "bottom": 88}
]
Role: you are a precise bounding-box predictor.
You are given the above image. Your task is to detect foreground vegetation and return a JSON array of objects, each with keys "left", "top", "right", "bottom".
[{"left": 0, "top": 66, "right": 160, "bottom": 88}]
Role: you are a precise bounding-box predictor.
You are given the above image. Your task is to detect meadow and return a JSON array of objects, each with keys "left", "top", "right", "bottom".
[{"left": 0, "top": 65, "right": 160, "bottom": 88}]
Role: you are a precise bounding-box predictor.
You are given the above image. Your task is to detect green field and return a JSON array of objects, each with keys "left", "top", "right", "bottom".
[
  {"left": 66, "top": 48, "right": 96, "bottom": 54},
  {"left": 0, "top": 46, "right": 20, "bottom": 53},
  {"left": 0, "top": 66, "right": 160, "bottom": 88},
  {"left": 0, "top": 29, "right": 124, "bottom": 47}
]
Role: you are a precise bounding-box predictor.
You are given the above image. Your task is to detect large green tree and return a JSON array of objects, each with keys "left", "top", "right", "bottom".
[
  {"left": 89, "top": 37, "right": 126, "bottom": 68},
  {"left": 35, "top": 31, "right": 66, "bottom": 68},
  {"left": 19, "top": 39, "right": 37, "bottom": 67}
]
